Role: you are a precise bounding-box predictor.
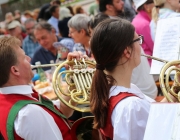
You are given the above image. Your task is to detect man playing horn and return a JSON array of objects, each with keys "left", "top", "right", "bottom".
[{"left": 0, "top": 36, "right": 74, "bottom": 140}]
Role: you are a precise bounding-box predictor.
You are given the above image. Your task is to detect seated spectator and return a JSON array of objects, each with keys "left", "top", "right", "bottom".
[
  {"left": 67, "top": 6, "right": 74, "bottom": 16},
  {"left": 89, "top": 0, "right": 99, "bottom": 16},
  {"left": 73, "top": 5, "right": 86, "bottom": 15},
  {"left": 68, "top": 14, "right": 91, "bottom": 57},
  {"left": 23, "top": 18, "right": 40, "bottom": 58},
  {"left": 33, "top": 8, "right": 40, "bottom": 21},
  {"left": 31, "top": 22, "right": 73, "bottom": 70},
  {"left": 37, "top": 0, "right": 61, "bottom": 21},
  {"left": 14, "top": 10, "right": 21, "bottom": 23},
  {"left": 5, "top": 12, "right": 14, "bottom": 24},
  {"left": 58, "top": 7, "right": 72, "bottom": 37},
  {"left": 21, "top": 10, "right": 33, "bottom": 24},
  {"left": 48, "top": 5, "right": 60, "bottom": 36},
  {"left": 7, "top": 20, "right": 26, "bottom": 43}
]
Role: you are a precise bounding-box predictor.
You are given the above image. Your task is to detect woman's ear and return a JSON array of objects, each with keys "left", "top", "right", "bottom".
[
  {"left": 123, "top": 47, "right": 132, "bottom": 58},
  {"left": 80, "top": 29, "right": 86, "bottom": 35},
  {"left": 10, "top": 66, "right": 20, "bottom": 76}
]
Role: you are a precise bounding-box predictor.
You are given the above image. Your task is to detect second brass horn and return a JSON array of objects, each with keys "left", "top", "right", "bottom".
[
  {"left": 52, "top": 59, "right": 96, "bottom": 112},
  {"left": 142, "top": 54, "right": 180, "bottom": 102}
]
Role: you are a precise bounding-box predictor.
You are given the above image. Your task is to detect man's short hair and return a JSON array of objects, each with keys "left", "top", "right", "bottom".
[
  {"left": 99, "top": 0, "right": 113, "bottom": 12},
  {"left": 0, "top": 36, "right": 20, "bottom": 87},
  {"left": 49, "top": 5, "right": 59, "bottom": 15},
  {"left": 24, "top": 18, "right": 37, "bottom": 26},
  {"left": 34, "top": 21, "right": 54, "bottom": 32},
  {"left": 52, "top": 0, "right": 61, "bottom": 5}
]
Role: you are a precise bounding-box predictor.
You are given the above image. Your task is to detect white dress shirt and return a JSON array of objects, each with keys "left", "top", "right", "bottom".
[
  {"left": 110, "top": 84, "right": 155, "bottom": 140},
  {"left": 0, "top": 85, "right": 63, "bottom": 140}
]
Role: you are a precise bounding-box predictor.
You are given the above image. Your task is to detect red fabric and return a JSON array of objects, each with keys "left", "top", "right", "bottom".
[
  {"left": 0, "top": 91, "right": 72, "bottom": 140},
  {"left": 100, "top": 92, "right": 136, "bottom": 140},
  {"left": 21, "top": 32, "right": 27, "bottom": 39}
]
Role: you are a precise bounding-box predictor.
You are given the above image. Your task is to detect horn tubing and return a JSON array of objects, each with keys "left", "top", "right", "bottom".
[
  {"left": 31, "top": 63, "right": 60, "bottom": 69},
  {"left": 141, "top": 54, "right": 169, "bottom": 63}
]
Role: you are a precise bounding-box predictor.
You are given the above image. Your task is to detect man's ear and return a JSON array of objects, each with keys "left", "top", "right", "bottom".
[
  {"left": 123, "top": 47, "right": 132, "bottom": 58},
  {"left": 10, "top": 66, "right": 20, "bottom": 76},
  {"left": 51, "top": 28, "right": 56, "bottom": 34},
  {"left": 106, "top": 4, "right": 114, "bottom": 11}
]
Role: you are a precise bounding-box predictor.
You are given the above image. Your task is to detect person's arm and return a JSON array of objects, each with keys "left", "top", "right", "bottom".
[
  {"left": 67, "top": 51, "right": 88, "bottom": 60},
  {"left": 112, "top": 97, "right": 149, "bottom": 140},
  {"left": 14, "top": 104, "right": 63, "bottom": 140}
]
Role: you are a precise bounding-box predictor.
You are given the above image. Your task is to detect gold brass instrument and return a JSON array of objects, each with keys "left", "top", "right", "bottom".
[
  {"left": 142, "top": 54, "right": 180, "bottom": 102},
  {"left": 52, "top": 59, "right": 95, "bottom": 112},
  {"left": 31, "top": 63, "right": 60, "bottom": 69},
  {"left": 32, "top": 59, "right": 96, "bottom": 112}
]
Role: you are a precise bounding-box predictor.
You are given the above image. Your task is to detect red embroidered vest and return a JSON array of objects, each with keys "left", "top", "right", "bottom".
[
  {"left": 100, "top": 92, "right": 136, "bottom": 140},
  {"left": 0, "top": 91, "right": 72, "bottom": 140}
]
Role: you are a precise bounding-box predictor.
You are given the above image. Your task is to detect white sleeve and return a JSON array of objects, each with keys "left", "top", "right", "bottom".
[
  {"left": 111, "top": 97, "right": 150, "bottom": 140},
  {"left": 14, "top": 104, "right": 63, "bottom": 140}
]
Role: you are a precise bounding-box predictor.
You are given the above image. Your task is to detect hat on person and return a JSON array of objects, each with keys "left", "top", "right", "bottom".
[
  {"left": 59, "top": 38, "right": 74, "bottom": 52},
  {"left": 133, "top": 0, "right": 147, "bottom": 10},
  {"left": 59, "top": 7, "right": 72, "bottom": 20},
  {"left": 53, "top": 38, "right": 74, "bottom": 52},
  {"left": 7, "top": 20, "right": 21, "bottom": 30}
]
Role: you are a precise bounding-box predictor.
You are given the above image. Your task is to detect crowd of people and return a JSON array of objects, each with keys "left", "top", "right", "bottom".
[{"left": 0, "top": 0, "right": 180, "bottom": 139}]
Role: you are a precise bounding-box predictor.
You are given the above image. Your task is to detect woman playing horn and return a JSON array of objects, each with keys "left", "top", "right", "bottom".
[{"left": 67, "top": 18, "right": 177, "bottom": 140}]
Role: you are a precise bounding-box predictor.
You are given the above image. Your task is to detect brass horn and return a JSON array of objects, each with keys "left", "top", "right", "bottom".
[
  {"left": 52, "top": 59, "right": 96, "bottom": 112},
  {"left": 142, "top": 54, "right": 180, "bottom": 102}
]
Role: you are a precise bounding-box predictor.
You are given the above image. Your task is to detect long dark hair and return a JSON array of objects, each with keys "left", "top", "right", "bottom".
[{"left": 90, "top": 18, "right": 135, "bottom": 129}]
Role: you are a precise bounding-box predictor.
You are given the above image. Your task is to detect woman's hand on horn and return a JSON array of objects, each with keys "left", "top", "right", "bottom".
[{"left": 67, "top": 51, "right": 88, "bottom": 61}]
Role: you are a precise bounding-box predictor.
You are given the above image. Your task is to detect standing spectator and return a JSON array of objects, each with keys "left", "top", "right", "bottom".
[
  {"left": 99, "top": 0, "right": 125, "bottom": 18},
  {"left": 48, "top": 5, "right": 60, "bottom": 36},
  {"left": 150, "top": 0, "right": 180, "bottom": 41},
  {"left": 37, "top": 0, "right": 61, "bottom": 21},
  {"left": 132, "top": 0, "right": 154, "bottom": 65},
  {"left": 23, "top": 18, "right": 39, "bottom": 58},
  {"left": 58, "top": 7, "right": 72, "bottom": 37},
  {"left": 124, "top": 0, "right": 136, "bottom": 21}
]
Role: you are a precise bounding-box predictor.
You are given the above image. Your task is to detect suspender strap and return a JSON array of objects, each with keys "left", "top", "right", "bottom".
[{"left": 7, "top": 97, "right": 67, "bottom": 140}]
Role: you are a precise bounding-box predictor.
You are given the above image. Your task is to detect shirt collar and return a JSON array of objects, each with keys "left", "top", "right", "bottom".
[
  {"left": 0, "top": 85, "right": 33, "bottom": 95},
  {"left": 109, "top": 83, "right": 145, "bottom": 99},
  {"left": 50, "top": 16, "right": 58, "bottom": 21}
]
